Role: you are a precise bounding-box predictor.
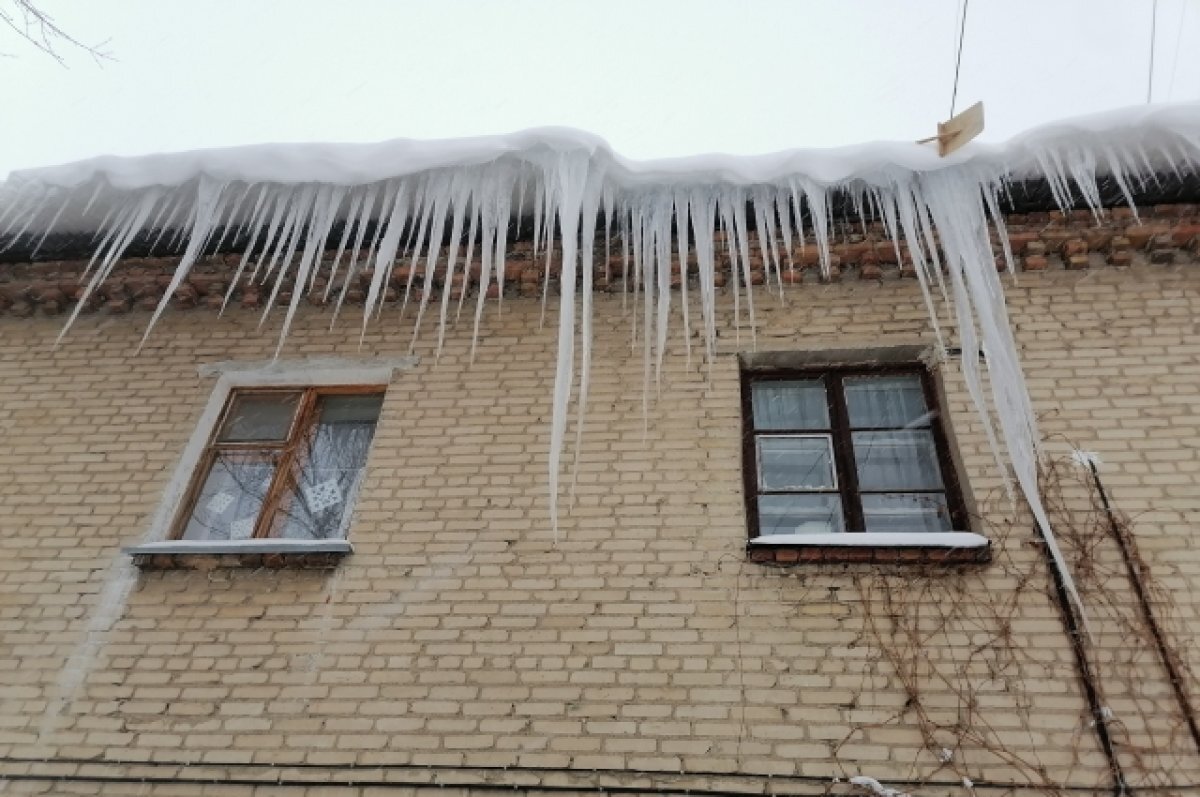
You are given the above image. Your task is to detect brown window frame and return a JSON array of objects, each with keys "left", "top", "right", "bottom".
[
  {"left": 170, "top": 385, "right": 386, "bottom": 542},
  {"left": 740, "top": 364, "right": 969, "bottom": 540}
]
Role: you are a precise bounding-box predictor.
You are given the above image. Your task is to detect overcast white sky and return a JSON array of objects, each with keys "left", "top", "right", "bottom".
[{"left": 2, "top": 0, "right": 1198, "bottom": 179}]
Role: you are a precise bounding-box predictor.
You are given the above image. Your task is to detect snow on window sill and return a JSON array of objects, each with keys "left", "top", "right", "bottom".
[
  {"left": 748, "top": 532, "right": 990, "bottom": 565},
  {"left": 750, "top": 531, "right": 987, "bottom": 547},
  {"left": 125, "top": 538, "right": 352, "bottom": 570}
]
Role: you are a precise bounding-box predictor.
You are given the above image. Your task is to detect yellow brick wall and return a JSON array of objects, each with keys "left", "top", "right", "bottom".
[{"left": 0, "top": 261, "right": 1196, "bottom": 796}]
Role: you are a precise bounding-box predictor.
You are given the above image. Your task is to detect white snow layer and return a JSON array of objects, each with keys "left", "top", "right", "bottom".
[
  {"left": 848, "top": 775, "right": 913, "bottom": 797},
  {"left": 4, "top": 103, "right": 1200, "bottom": 621}
]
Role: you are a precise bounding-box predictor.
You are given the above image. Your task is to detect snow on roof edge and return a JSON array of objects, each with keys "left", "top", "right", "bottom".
[{"left": 7, "top": 102, "right": 1200, "bottom": 193}]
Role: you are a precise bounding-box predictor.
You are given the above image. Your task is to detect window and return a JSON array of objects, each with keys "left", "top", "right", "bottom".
[
  {"left": 742, "top": 366, "right": 970, "bottom": 543},
  {"left": 173, "top": 387, "right": 384, "bottom": 543}
]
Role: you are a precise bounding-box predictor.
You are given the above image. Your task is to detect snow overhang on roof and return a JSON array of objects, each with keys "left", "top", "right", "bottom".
[
  {"left": 3, "top": 102, "right": 1199, "bottom": 623},
  {"left": 3, "top": 103, "right": 1200, "bottom": 239},
  {"left": 2, "top": 102, "right": 1197, "bottom": 191}
]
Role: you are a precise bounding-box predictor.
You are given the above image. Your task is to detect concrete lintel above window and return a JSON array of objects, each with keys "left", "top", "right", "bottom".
[
  {"left": 197, "top": 355, "right": 418, "bottom": 382},
  {"left": 739, "top": 344, "right": 937, "bottom": 373}
]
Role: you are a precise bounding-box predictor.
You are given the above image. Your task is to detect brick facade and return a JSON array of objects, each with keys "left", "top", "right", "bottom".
[{"left": 0, "top": 207, "right": 1197, "bottom": 795}]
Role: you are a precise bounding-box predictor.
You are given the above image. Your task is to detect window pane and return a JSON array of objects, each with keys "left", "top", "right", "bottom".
[
  {"left": 751, "top": 380, "right": 829, "bottom": 430},
  {"left": 757, "top": 494, "right": 844, "bottom": 535},
  {"left": 218, "top": 392, "right": 301, "bottom": 442},
  {"left": 862, "top": 493, "right": 953, "bottom": 532},
  {"left": 181, "top": 452, "right": 277, "bottom": 541},
  {"left": 316, "top": 393, "right": 385, "bottom": 424},
  {"left": 853, "top": 430, "right": 944, "bottom": 491},
  {"left": 758, "top": 435, "right": 836, "bottom": 490},
  {"left": 844, "top": 375, "right": 930, "bottom": 428},
  {"left": 272, "top": 394, "right": 383, "bottom": 540}
]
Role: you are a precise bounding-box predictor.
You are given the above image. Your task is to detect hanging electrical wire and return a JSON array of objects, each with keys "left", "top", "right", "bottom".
[
  {"left": 950, "top": 0, "right": 970, "bottom": 117},
  {"left": 1147, "top": 0, "right": 1159, "bottom": 102},
  {"left": 1167, "top": 0, "right": 1187, "bottom": 100}
]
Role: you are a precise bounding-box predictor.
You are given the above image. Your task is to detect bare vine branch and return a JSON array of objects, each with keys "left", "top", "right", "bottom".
[{"left": 829, "top": 457, "right": 1200, "bottom": 795}]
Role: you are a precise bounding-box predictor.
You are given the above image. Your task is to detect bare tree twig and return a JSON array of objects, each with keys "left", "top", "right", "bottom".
[{"left": 0, "top": 0, "right": 112, "bottom": 66}]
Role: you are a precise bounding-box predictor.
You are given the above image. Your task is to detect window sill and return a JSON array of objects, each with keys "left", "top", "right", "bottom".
[
  {"left": 124, "top": 539, "right": 352, "bottom": 570},
  {"left": 747, "top": 532, "right": 990, "bottom": 565}
]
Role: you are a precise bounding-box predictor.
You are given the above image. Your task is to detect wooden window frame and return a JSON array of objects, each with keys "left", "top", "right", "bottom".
[
  {"left": 741, "top": 364, "right": 970, "bottom": 541},
  {"left": 170, "top": 384, "right": 386, "bottom": 542}
]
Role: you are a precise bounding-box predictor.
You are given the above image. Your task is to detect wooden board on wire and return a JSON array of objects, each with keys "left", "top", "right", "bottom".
[{"left": 918, "top": 101, "right": 985, "bottom": 157}]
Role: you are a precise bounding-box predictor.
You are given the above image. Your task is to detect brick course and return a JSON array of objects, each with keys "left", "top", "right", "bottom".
[{"left": 3, "top": 203, "right": 1200, "bottom": 317}]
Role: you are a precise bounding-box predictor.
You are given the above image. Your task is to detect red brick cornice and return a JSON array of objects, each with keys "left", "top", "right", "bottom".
[{"left": 0, "top": 204, "right": 1196, "bottom": 319}]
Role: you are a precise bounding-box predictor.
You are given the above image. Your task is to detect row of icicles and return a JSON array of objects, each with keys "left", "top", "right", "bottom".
[{"left": 4, "top": 137, "right": 1195, "bottom": 620}]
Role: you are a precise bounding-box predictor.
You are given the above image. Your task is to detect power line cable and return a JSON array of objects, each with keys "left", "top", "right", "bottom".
[
  {"left": 950, "top": 0, "right": 970, "bottom": 117},
  {"left": 1147, "top": 0, "right": 1159, "bottom": 102},
  {"left": 950, "top": 0, "right": 963, "bottom": 69},
  {"left": 1167, "top": 0, "right": 1187, "bottom": 99}
]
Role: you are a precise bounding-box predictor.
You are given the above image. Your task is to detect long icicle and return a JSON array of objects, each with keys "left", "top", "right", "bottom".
[
  {"left": 137, "top": 177, "right": 227, "bottom": 350},
  {"left": 545, "top": 152, "right": 589, "bottom": 544}
]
